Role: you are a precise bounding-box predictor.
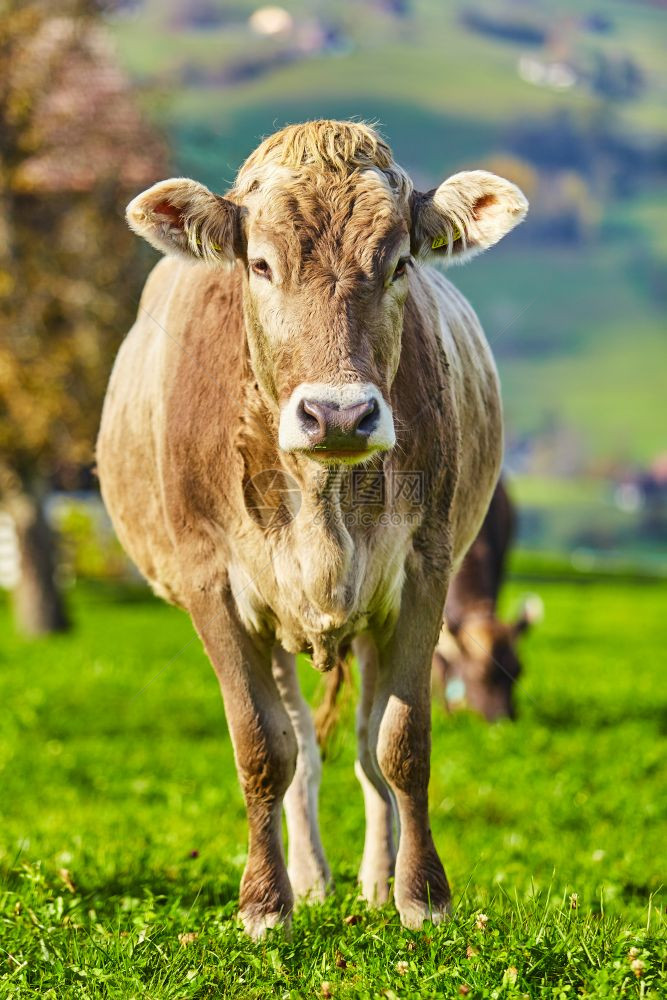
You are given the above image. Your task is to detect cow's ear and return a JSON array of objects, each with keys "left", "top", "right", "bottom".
[
  {"left": 512, "top": 593, "right": 544, "bottom": 637},
  {"left": 126, "top": 178, "right": 240, "bottom": 264},
  {"left": 411, "top": 170, "right": 528, "bottom": 265}
]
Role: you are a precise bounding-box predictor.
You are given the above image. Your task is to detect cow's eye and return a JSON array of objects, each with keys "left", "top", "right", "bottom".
[
  {"left": 250, "top": 258, "right": 272, "bottom": 280},
  {"left": 391, "top": 256, "right": 410, "bottom": 282}
]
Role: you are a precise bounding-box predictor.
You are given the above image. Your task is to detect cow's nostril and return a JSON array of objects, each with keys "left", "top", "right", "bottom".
[
  {"left": 355, "top": 398, "right": 379, "bottom": 437},
  {"left": 298, "top": 399, "right": 327, "bottom": 443}
]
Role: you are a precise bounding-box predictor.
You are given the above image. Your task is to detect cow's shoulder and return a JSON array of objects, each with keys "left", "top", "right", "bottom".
[{"left": 98, "top": 258, "right": 251, "bottom": 601}]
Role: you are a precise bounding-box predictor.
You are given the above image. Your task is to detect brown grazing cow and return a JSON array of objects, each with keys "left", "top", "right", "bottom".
[
  {"left": 432, "top": 478, "right": 543, "bottom": 720},
  {"left": 97, "top": 121, "right": 527, "bottom": 936}
]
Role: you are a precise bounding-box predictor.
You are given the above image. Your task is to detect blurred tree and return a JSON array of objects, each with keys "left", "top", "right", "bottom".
[{"left": 0, "top": 1, "right": 164, "bottom": 634}]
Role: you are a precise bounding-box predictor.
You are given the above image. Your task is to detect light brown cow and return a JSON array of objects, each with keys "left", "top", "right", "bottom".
[{"left": 97, "top": 121, "right": 527, "bottom": 936}]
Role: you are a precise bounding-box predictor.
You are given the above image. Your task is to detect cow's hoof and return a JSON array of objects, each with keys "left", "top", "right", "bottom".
[
  {"left": 394, "top": 842, "right": 450, "bottom": 929},
  {"left": 397, "top": 897, "right": 451, "bottom": 930},
  {"left": 239, "top": 862, "right": 293, "bottom": 938},
  {"left": 239, "top": 906, "right": 291, "bottom": 940}
]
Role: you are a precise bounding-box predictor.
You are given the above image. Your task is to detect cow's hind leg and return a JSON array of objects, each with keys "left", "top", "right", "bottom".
[
  {"left": 190, "top": 595, "right": 297, "bottom": 938},
  {"left": 369, "top": 576, "right": 451, "bottom": 930},
  {"left": 353, "top": 634, "right": 397, "bottom": 904},
  {"left": 272, "top": 646, "right": 331, "bottom": 902}
]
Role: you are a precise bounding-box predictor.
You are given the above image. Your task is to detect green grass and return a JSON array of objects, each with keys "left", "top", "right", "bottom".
[{"left": 1, "top": 575, "right": 665, "bottom": 997}]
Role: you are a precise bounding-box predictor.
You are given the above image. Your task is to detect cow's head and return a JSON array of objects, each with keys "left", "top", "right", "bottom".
[
  {"left": 434, "top": 595, "right": 543, "bottom": 721},
  {"left": 126, "top": 121, "right": 527, "bottom": 465}
]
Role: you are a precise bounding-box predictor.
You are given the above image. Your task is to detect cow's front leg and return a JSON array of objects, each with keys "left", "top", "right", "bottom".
[
  {"left": 369, "top": 575, "right": 451, "bottom": 929},
  {"left": 190, "top": 594, "right": 297, "bottom": 938},
  {"left": 272, "top": 646, "right": 331, "bottom": 902}
]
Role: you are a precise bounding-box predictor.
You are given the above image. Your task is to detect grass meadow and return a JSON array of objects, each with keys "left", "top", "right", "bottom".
[{"left": 0, "top": 569, "right": 665, "bottom": 998}]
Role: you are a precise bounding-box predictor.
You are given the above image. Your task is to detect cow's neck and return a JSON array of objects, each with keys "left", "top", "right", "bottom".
[{"left": 236, "top": 376, "right": 397, "bottom": 668}]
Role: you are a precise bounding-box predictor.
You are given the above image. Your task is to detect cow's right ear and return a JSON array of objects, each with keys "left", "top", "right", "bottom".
[{"left": 126, "top": 178, "right": 240, "bottom": 264}]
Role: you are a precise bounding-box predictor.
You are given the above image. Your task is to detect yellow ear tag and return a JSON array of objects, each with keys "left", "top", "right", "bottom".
[
  {"left": 432, "top": 227, "right": 461, "bottom": 250},
  {"left": 195, "top": 237, "right": 223, "bottom": 252}
]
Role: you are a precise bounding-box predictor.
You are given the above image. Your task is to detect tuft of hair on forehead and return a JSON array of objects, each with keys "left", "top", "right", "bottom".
[{"left": 233, "top": 119, "right": 411, "bottom": 197}]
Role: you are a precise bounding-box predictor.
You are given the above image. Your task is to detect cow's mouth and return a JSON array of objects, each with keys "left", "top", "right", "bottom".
[{"left": 307, "top": 445, "right": 378, "bottom": 465}]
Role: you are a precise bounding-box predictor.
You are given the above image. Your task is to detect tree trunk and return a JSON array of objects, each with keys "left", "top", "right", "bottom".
[{"left": 9, "top": 491, "right": 69, "bottom": 636}]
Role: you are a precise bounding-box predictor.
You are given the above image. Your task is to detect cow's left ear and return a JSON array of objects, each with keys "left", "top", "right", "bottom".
[
  {"left": 411, "top": 170, "right": 528, "bottom": 265},
  {"left": 126, "top": 177, "right": 240, "bottom": 264},
  {"left": 512, "top": 593, "right": 544, "bottom": 637}
]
